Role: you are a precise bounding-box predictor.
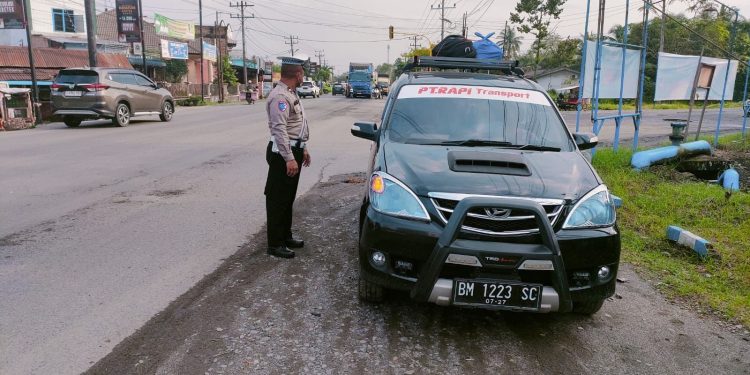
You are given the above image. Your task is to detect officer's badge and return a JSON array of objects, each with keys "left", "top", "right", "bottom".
[{"left": 278, "top": 101, "right": 288, "bottom": 112}]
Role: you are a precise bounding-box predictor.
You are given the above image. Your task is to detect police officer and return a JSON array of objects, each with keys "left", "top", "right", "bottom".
[{"left": 264, "top": 56, "right": 311, "bottom": 258}]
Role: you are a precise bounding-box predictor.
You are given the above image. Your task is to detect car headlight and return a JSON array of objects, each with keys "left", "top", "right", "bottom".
[
  {"left": 562, "top": 185, "right": 616, "bottom": 229},
  {"left": 369, "top": 172, "right": 430, "bottom": 221}
]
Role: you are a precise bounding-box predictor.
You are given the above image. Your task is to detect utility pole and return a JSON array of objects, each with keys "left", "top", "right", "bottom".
[
  {"left": 199, "top": 0, "right": 204, "bottom": 99},
  {"left": 387, "top": 44, "right": 390, "bottom": 64},
  {"left": 431, "top": 0, "right": 456, "bottom": 40},
  {"left": 315, "top": 50, "right": 324, "bottom": 66},
  {"left": 21, "top": 0, "right": 40, "bottom": 123},
  {"left": 462, "top": 12, "right": 467, "bottom": 37},
  {"left": 215, "top": 11, "right": 225, "bottom": 103},
  {"left": 84, "top": 0, "right": 97, "bottom": 67},
  {"left": 138, "top": 0, "right": 146, "bottom": 75},
  {"left": 411, "top": 36, "right": 422, "bottom": 52},
  {"left": 285, "top": 35, "right": 299, "bottom": 57},
  {"left": 658, "top": 0, "right": 666, "bottom": 52},
  {"left": 230, "top": 1, "right": 254, "bottom": 86}
]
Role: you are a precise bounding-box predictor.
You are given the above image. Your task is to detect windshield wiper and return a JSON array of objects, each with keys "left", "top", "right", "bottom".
[
  {"left": 439, "top": 139, "right": 514, "bottom": 147},
  {"left": 514, "top": 144, "right": 561, "bottom": 152}
]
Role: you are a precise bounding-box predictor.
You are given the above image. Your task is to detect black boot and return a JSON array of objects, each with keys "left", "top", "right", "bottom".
[
  {"left": 284, "top": 238, "right": 304, "bottom": 249},
  {"left": 267, "top": 245, "right": 295, "bottom": 258}
]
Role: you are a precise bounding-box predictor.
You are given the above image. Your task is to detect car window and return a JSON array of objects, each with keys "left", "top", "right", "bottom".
[
  {"left": 386, "top": 84, "right": 573, "bottom": 151},
  {"left": 109, "top": 73, "right": 137, "bottom": 85},
  {"left": 55, "top": 70, "right": 98, "bottom": 84},
  {"left": 302, "top": 82, "right": 312, "bottom": 87},
  {"left": 133, "top": 74, "right": 154, "bottom": 86}
]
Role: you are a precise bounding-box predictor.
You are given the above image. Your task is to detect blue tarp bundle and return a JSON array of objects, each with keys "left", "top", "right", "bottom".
[{"left": 472, "top": 32, "right": 503, "bottom": 60}]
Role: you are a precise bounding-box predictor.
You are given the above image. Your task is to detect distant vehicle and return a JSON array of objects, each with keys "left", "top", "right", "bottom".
[
  {"left": 51, "top": 68, "right": 174, "bottom": 127},
  {"left": 744, "top": 99, "right": 750, "bottom": 117},
  {"left": 348, "top": 62, "right": 376, "bottom": 98},
  {"left": 371, "top": 85, "right": 382, "bottom": 99},
  {"left": 376, "top": 82, "right": 389, "bottom": 96},
  {"left": 332, "top": 83, "right": 345, "bottom": 96},
  {"left": 296, "top": 80, "right": 320, "bottom": 98}
]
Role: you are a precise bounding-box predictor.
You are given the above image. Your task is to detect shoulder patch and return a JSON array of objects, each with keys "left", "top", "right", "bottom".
[{"left": 278, "top": 100, "right": 288, "bottom": 112}]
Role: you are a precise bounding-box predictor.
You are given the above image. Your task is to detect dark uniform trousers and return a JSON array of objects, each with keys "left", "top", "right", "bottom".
[{"left": 264, "top": 141, "right": 305, "bottom": 247}]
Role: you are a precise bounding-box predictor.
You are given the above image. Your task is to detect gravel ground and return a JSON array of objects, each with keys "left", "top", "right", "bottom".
[{"left": 87, "top": 174, "right": 750, "bottom": 375}]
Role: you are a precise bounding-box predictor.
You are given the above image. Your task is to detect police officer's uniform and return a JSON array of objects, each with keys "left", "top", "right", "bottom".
[{"left": 264, "top": 57, "right": 310, "bottom": 258}]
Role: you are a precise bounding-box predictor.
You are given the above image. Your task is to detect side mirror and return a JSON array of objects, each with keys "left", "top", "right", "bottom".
[
  {"left": 573, "top": 132, "right": 598, "bottom": 150},
  {"left": 351, "top": 121, "right": 378, "bottom": 141}
]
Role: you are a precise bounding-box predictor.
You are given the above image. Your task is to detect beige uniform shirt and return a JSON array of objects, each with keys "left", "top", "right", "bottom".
[{"left": 266, "top": 82, "right": 310, "bottom": 162}]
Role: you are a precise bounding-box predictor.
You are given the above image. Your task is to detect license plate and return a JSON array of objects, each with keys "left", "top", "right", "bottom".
[
  {"left": 64, "top": 91, "right": 83, "bottom": 97},
  {"left": 453, "top": 279, "right": 542, "bottom": 310}
]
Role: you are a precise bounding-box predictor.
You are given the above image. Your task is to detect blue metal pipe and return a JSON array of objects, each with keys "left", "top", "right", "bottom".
[
  {"left": 575, "top": 0, "right": 593, "bottom": 133},
  {"left": 742, "top": 59, "right": 749, "bottom": 137},
  {"left": 714, "top": 11, "right": 739, "bottom": 147},
  {"left": 717, "top": 168, "right": 740, "bottom": 191},
  {"left": 630, "top": 140, "right": 712, "bottom": 170}
]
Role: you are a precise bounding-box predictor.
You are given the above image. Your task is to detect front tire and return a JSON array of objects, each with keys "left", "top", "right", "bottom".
[
  {"left": 113, "top": 103, "right": 131, "bottom": 127},
  {"left": 159, "top": 101, "right": 173, "bottom": 122},
  {"left": 358, "top": 275, "right": 384, "bottom": 303},
  {"left": 63, "top": 118, "right": 81, "bottom": 127}
]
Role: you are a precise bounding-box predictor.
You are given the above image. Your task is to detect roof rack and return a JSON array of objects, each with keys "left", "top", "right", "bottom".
[{"left": 403, "top": 56, "right": 525, "bottom": 77}]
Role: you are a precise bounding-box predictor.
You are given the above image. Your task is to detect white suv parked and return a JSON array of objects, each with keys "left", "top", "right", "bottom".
[{"left": 296, "top": 81, "right": 320, "bottom": 98}]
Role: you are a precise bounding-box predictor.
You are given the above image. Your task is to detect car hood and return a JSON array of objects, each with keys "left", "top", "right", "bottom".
[{"left": 383, "top": 142, "right": 600, "bottom": 201}]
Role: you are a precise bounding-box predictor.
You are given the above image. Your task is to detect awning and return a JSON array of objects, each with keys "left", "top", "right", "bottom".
[
  {"left": 2, "top": 80, "right": 53, "bottom": 86},
  {"left": 230, "top": 58, "right": 257, "bottom": 69},
  {"left": 128, "top": 56, "right": 167, "bottom": 68}
]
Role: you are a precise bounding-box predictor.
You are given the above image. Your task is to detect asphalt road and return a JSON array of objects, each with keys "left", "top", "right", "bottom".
[
  {"left": 1, "top": 96, "right": 748, "bottom": 374},
  {"left": 88, "top": 173, "right": 750, "bottom": 375},
  {"left": 0, "top": 96, "right": 376, "bottom": 374}
]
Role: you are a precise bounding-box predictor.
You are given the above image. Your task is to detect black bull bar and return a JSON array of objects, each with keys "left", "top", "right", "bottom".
[{"left": 410, "top": 196, "right": 574, "bottom": 313}]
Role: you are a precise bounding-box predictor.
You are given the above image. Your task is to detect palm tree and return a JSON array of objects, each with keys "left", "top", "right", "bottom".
[{"left": 497, "top": 27, "right": 522, "bottom": 59}]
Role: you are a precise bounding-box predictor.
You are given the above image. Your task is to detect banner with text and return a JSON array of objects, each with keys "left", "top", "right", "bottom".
[
  {"left": 0, "top": 0, "right": 25, "bottom": 29},
  {"left": 160, "top": 39, "right": 188, "bottom": 60},
  {"left": 202, "top": 42, "right": 217, "bottom": 62},
  {"left": 154, "top": 13, "right": 194, "bottom": 40},
  {"left": 115, "top": 0, "right": 141, "bottom": 43}
]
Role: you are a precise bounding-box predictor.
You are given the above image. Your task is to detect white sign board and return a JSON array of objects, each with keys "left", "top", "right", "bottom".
[
  {"left": 582, "top": 40, "right": 641, "bottom": 99},
  {"left": 654, "top": 52, "right": 738, "bottom": 101},
  {"left": 132, "top": 42, "right": 142, "bottom": 56}
]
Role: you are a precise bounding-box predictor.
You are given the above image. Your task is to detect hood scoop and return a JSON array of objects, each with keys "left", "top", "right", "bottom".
[{"left": 448, "top": 150, "right": 531, "bottom": 176}]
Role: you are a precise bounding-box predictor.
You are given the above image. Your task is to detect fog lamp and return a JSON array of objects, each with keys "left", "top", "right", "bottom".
[
  {"left": 597, "top": 266, "right": 611, "bottom": 280},
  {"left": 371, "top": 251, "right": 386, "bottom": 267}
]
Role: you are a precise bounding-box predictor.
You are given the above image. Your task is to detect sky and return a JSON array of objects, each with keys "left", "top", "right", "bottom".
[{"left": 94, "top": 0, "right": 750, "bottom": 75}]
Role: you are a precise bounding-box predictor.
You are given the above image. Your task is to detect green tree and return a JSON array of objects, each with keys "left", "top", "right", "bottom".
[
  {"left": 220, "top": 56, "right": 238, "bottom": 86},
  {"left": 376, "top": 63, "right": 393, "bottom": 76},
  {"left": 165, "top": 60, "right": 188, "bottom": 83},
  {"left": 499, "top": 27, "right": 523, "bottom": 59},
  {"left": 510, "top": 0, "right": 567, "bottom": 77}
]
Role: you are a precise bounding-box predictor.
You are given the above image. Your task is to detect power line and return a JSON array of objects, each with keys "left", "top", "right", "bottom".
[
  {"left": 230, "top": 1, "right": 254, "bottom": 85},
  {"left": 431, "top": 0, "right": 457, "bottom": 40},
  {"left": 285, "top": 35, "right": 299, "bottom": 56}
]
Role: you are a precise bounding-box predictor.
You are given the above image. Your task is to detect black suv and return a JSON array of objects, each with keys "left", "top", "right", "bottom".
[{"left": 351, "top": 57, "right": 619, "bottom": 314}]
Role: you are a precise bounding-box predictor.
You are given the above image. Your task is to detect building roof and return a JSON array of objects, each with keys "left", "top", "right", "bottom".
[
  {"left": 528, "top": 67, "right": 579, "bottom": 79},
  {"left": 0, "top": 46, "right": 132, "bottom": 81}
]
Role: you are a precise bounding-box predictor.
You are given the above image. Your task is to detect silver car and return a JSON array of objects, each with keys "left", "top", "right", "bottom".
[{"left": 51, "top": 68, "right": 175, "bottom": 127}]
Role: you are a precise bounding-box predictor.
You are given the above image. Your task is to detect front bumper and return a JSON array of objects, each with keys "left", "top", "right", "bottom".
[{"left": 359, "top": 197, "right": 620, "bottom": 312}]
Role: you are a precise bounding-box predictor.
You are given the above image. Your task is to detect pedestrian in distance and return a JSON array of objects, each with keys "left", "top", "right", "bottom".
[{"left": 263, "top": 56, "right": 312, "bottom": 259}]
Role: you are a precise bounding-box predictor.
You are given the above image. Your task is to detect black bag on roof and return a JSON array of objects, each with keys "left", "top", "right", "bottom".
[{"left": 432, "top": 35, "right": 477, "bottom": 58}]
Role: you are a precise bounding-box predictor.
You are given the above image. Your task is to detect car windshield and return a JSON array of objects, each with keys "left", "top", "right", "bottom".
[
  {"left": 386, "top": 84, "right": 573, "bottom": 151},
  {"left": 334, "top": 84, "right": 342, "bottom": 88},
  {"left": 349, "top": 71, "right": 370, "bottom": 82},
  {"left": 302, "top": 82, "right": 312, "bottom": 87}
]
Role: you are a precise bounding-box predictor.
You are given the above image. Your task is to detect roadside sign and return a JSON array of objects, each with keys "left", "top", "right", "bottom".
[
  {"left": 132, "top": 42, "right": 142, "bottom": 56},
  {"left": 160, "top": 39, "right": 188, "bottom": 60},
  {"left": 0, "top": 0, "right": 25, "bottom": 29},
  {"left": 115, "top": 0, "right": 141, "bottom": 43}
]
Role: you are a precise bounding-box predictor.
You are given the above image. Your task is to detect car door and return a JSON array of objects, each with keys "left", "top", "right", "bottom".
[
  {"left": 107, "top": 72, "right": 139, "bottom": 109},
  {"left": 130, "top": 74, "right": 162, "bottom": 112}
]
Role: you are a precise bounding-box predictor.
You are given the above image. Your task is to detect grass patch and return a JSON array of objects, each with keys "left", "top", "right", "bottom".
[
  {"left": 593, "top": 136, "right": 750, "bottom": 326},
  {"left": 594, "top": 101, "right": 744, "bottom": 111}
]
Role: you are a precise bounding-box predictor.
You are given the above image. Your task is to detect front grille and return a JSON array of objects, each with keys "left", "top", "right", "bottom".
[{"left": 430, "top": 193, "right": 564, "bottom": 236}]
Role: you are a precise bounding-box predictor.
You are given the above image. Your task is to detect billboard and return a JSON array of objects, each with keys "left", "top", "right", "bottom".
[
  {"left": 160, "top": 39, "right": 188, "bottom": 60},
  {"left": 115, "top": 0, "right": 141, "bottom": 42},
  {"left": 582, "top": 41, "right": 640, "bottom": 99},
  {"left": 654, "top": 52, "right": 738, "bottom": 101},
  {"left": 0, "top": 0, "right": 25, "bottom": 29},
  {"left": 202, "top": 42, "right": 217, "bottom": 62},
  {"left": 154, "top": 13, "right": 195, "bottom": 40}
]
